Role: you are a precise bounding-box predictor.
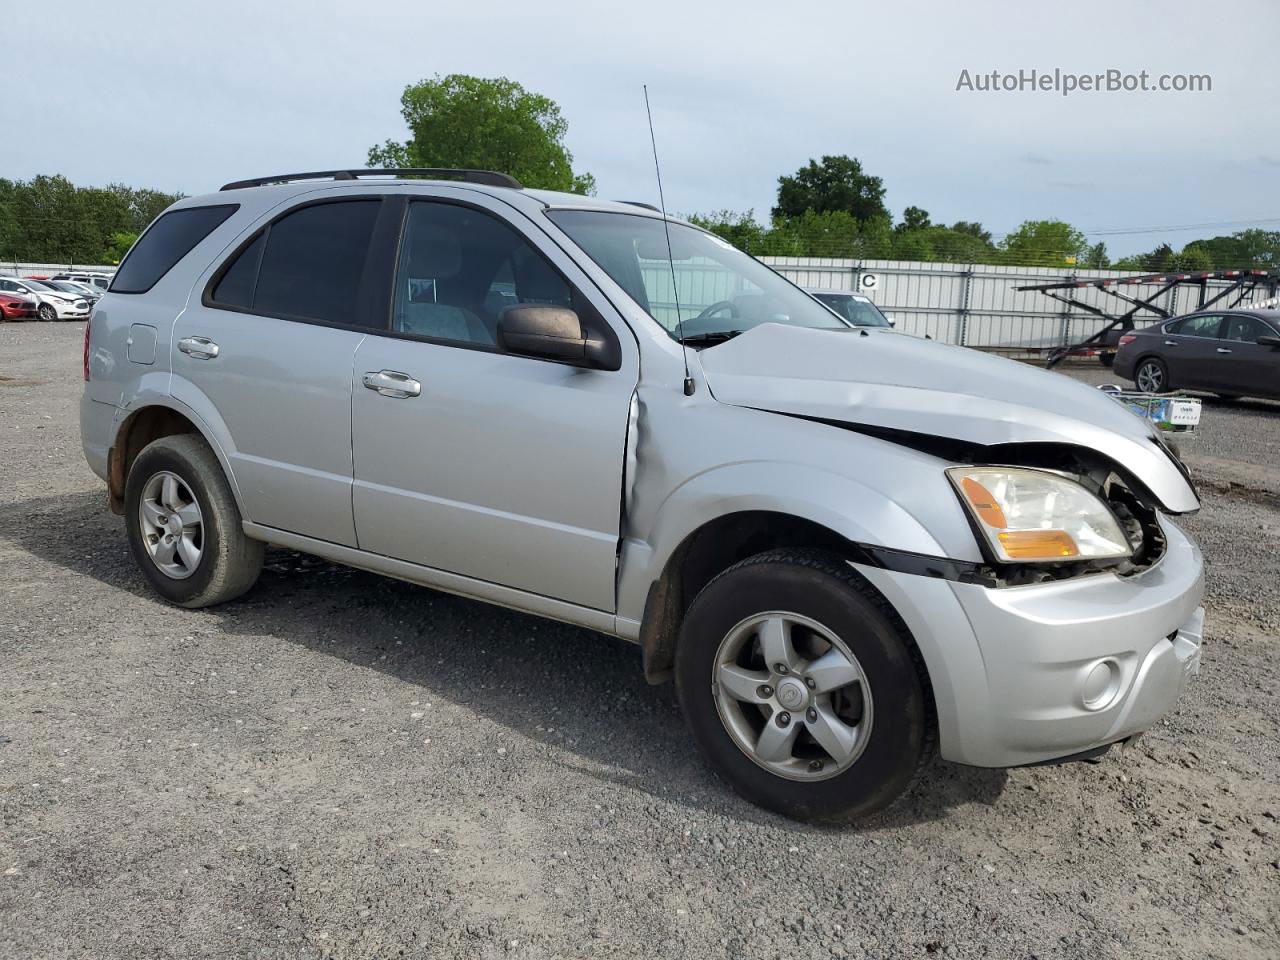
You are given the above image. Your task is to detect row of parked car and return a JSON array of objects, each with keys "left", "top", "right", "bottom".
[{"left": 0, "top": 271, "right": 113, "bottom": 322}]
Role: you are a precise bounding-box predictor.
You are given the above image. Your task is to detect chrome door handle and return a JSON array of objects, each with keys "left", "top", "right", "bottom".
[
  {"left": 1164, "top": 340, "right": 1178, "bottom": 346},
  {"left": 1216, "top": 347, "right": 1233, "bottom": 354},
  {"left": 362, "top": 369, "right": 421, "bottom": 398},
  {"left": 177, "top": 336, "right": 219, "bottom": 360}
]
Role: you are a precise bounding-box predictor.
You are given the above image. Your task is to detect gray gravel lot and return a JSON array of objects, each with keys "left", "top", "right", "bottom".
[{"left": 2, "top": 322, "right": 1278, "bottom": 960}]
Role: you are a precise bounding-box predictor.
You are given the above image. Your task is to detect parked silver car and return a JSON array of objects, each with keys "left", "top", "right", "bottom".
[
  {"left": 80, "top": 169, "right": 1205, "bottom": 822},
  {"left": 52, "top": 271, "right": 114, "bottom": 291}
]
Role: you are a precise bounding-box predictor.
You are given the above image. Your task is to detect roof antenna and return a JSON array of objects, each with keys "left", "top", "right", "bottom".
[{"left": 644, "top": 85, "right": 695, "bottom": 397}]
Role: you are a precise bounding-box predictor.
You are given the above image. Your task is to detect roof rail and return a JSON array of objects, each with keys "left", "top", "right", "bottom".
[{"left": 219, "top": 168, "right": 523, "bottom": 191}]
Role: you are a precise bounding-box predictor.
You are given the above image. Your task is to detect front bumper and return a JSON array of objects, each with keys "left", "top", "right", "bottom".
[
  {"left": 854, "top": 517, "right": 1205, "bottom": 767},
  {"left": 45, "top": 301, "right": 90, "bottom": 319}
]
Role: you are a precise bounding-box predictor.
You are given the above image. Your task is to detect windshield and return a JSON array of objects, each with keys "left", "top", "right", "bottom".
[
  {"left": 547, "top": 210, "right": 849, "bottom": 341},
  {"left": 22, "top": 280, "right": 55, "bottom": 292},
  {"left": 812, "top": 292, "right": 891, "bottom": 327},
  {"left": 46, "top": 281, "right": 82, "bottom": 294}
]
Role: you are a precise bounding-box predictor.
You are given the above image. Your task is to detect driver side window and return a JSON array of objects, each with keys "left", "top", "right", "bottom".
[
  {"left": 1223, "top": 316, "right": 1269, "bottom": 342},
  {"left": 393, "top": 201, "right": 575, "bottom": 347}
]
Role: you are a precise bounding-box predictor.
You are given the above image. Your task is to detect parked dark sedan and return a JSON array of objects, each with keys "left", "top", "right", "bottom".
[{"left": 1113, "top": 309, "right": 1280, "bottom": 400}]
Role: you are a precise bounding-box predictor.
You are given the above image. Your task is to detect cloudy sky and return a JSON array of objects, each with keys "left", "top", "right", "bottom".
[{"left": 7, "top": 0, "right": 1278, "bottom": 255}]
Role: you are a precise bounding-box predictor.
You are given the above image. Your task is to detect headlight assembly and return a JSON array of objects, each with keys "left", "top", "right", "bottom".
[{"left": 947, "top": 466, "right": 1132, "bottom": 563}]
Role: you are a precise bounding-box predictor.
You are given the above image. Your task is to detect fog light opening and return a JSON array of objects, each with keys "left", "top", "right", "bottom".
[{"left": 1081, "top": 659, "right": 1122, "bottom": 711}]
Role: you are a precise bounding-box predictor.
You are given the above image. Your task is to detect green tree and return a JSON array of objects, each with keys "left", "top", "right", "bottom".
[
  {"left": 105, "top": 232, "right": 138, "bottom": 264},
  {"left": 687, "top": 210, "right": 767, "bottom": 253},
  {"left": 999, "top": 219, "right": 1089, "bottom": 267},
  {"left": 1082, "top": 241, "right": 1110, "bottom": 268},
  {"left": 950, "top": 221, "right": 993, "bottom": 244},
  {"left": 368, "top": 74, "right": 594, "bottom": 194},
  {"left": 772, "top": 155, "right": 888, "bottom": 222},
  {"left": 896, "top": 206, "right": 931, "bottom": 232},
  {"left": 0, "top": 175, "right": 181, "bottom": 262}
]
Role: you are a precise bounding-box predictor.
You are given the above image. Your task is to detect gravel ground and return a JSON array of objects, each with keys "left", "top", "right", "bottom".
[{"left": 1, "top": 322, "right": 1277, "bottom": 960}]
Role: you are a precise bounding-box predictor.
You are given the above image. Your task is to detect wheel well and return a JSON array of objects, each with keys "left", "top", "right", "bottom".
[
  {"left": 107, "top": 406, "right": 199, "bottom": 514},
  {"left": 638, "top": 511, "right": 855, "bottom": 684}
]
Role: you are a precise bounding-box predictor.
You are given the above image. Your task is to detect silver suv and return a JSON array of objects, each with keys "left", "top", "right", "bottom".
[{"left": 81, "top": 169, "right": 1205, "bottom": 822}]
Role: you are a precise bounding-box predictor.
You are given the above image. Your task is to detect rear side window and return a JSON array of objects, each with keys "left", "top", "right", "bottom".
[
  {"left": 111, "top": 205, "right": 237, "bottom": 294},
  {"left": 209, "top": 200, "right": 380, "bottom": 325},
  {"left": 1168, "top": 314, "right": 1222, "bottom": 338}
]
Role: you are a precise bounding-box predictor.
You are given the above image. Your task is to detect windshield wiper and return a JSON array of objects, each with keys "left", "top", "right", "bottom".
[{"left": 679, "top": 330, "right": 744, "bottom": 346}]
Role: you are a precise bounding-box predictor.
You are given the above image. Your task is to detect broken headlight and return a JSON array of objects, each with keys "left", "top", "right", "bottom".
[{"left": 947, "top": 466, "right": 1133, "bottom": 564}]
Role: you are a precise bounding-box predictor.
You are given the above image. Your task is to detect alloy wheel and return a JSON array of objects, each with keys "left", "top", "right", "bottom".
[
  {"left": 137, "top": 471, "right": 204, "bottom": 580},
  {"left": 38, "top": 303, "right": 56, "bottom": 321},
  {"left": 1136, "top": 360, "right": 1164, "bottom": 392},
  {"left": 712, "top": 611, "right": 873, "bottom": 782}
]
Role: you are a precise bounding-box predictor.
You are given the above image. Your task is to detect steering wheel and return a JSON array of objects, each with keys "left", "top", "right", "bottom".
[{"left": 692, "top": 300, "right": 739, "bottom": 323}]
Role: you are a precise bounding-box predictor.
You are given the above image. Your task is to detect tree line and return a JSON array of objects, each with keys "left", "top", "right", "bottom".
[
  {"left": 688, "top": 154, "right": 1280, "bottom": 272},
  {"left": 4, "top": 75, "right": 1277, "bottom": 274},
  {"left": 0, "top": 175, "right": 181, "bottom": 265}
]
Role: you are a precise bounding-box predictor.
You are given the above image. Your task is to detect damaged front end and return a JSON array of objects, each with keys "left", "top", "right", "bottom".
[{"left": 695, "top": 323, "right": 1201, "bottom": 588}]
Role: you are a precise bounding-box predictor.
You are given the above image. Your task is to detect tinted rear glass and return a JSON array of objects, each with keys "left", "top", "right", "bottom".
[
  {"left": 250, "top": 200, "right": 380, "bottom": 324},
  {"left": 211, "top": 232, "right": 266, "bottom": 309},
  {"left": 111, "top": 205, "right": 237, "bottom": 294}
]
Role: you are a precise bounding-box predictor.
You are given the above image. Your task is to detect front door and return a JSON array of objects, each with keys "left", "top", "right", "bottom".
[
  {"left": 1217, "top": 314, "right": 1280, "bottom": 397},
  {"left": 350, "top": 194, "right": 638, "bottom": 611}
]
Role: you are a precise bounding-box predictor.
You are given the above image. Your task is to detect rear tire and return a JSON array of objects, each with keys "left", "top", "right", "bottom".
[
  {"left": 675, "top": 549, "right": 933, "bottom": 823},
  {"left": 124, "top": 434, "right": 263, "bottom": 608},
  {"left": 1134, "top": 357, "right": 1171, "bottom": 393}
]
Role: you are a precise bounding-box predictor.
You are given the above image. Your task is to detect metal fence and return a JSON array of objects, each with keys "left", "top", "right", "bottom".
[
  {"left": 1, "top": 262, "right": 115, "bottom": 278},
  {"left": 4, "top": 255, "right": 1274, "bottom": 351},
  {"left": 761, "top": 257, "right": 1279, "bottom": 350}
]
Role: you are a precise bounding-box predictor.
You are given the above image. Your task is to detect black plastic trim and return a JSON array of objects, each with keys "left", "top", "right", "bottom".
[
  {"left": 845, "top": 542, "right": 996, "bottom": 586},
  {"left": 220, "top": 168, "right": 522, "bottom": 191},
  {"left": 1017, "top": 740, "right": 1118, "bottom": 767}
]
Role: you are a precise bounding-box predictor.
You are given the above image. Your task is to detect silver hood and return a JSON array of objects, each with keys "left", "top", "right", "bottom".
[{"left": 697, "top": 324, "right": 1199, "bottom": 513}]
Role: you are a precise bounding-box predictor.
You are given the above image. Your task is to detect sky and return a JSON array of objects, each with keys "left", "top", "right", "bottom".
[{"left": 5, "top": 0, "right": 1278, "bottom": 257}]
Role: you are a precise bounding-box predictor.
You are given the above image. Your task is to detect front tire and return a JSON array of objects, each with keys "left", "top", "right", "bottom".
[
  {"left": 675, "top": 549, "right": 933, "bottom": 823},
  {"left": 37, "top": 303, "right": 57, "bottom": 321},
  {"left": 124, "top": 434, "right": 263, "bottom": 608},
  {"left": 1135, "top": 357, "right": 1171, "bottom": 393}
]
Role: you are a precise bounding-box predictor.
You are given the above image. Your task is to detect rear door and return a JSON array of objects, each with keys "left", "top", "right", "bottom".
[
  {"left": 1162, "top": 313, "right": 1225, "bottom": 389},
  {"left": 1218, "top": 315, "right": 1280, "bottom": 397},
  {"left": 349, "top": 192, "right": 639, "bottom": 611},
  {"left": 173, "top": 196, "right": 391, "bottom": 547}
]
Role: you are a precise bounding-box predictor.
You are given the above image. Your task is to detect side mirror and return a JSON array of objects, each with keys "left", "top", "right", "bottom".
[
  {"left": 1257, "top": 335, "right": 1280, "bottom": 348},
  {"left": 499, "top": 305, "right": 587, "bottom": 361}
]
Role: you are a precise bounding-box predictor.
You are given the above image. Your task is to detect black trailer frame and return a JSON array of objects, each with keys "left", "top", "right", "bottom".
[{"left": 1015, "top": 269, "right": 1280, "bottom": 367}]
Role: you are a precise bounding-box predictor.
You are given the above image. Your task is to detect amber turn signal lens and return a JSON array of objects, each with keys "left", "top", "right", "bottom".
[
  {"left": 997, "top": 530, "right": 1079, "bottom": 559},
  {"left": 960, "top": 477, "right": 1007, "bottom": 529}
]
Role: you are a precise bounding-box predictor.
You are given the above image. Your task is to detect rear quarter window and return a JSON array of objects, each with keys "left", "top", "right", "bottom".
[{"left": 110, "top": 205, "right": 238, "bottom": 294}]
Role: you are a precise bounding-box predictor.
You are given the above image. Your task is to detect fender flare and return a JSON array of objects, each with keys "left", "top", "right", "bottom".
[{"left": 110, "top": 388, "right": 248, "bottom": 521}]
